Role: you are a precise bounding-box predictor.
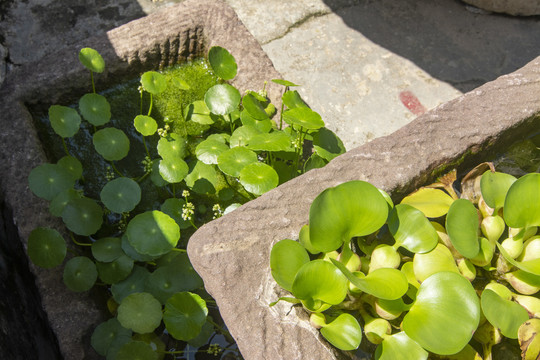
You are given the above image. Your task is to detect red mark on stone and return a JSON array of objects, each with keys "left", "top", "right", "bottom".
[{"left": 399, "top": 90, "right": 427, "bottom": 116}]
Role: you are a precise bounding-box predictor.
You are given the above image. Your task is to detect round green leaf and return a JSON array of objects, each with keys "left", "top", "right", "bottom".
[
  {"left": 49, "top": 188, "right": 81, "bottom": 217},
  {"left": 403, "top": 272, "right": 480, "bottom": 355},
  {"left": 57, "top": 156, "right": 83, "bottom": 181},
  {"left": 111, "top": 265, "right": 151, "bottom": 303},
  {"left": 28, "top": 163, "right": 76, "bottom": 201},
  {"left": 388, "top": 204, "right": 438, "bottom": 254},
  {"left": 61, "top": 197, "right": 103, "bottom": 236},
  {"left": 208, "top": 46, "right": 237, "bottom": 80},
  {"left": 309, "top": 180, "right": 389, "bottom": 253},
  {"left": 230, "top": 125, "right": 261, "bottom": 147},
  {"left": 195, "top": 138, "right": 229, "bottom": 165},
  {"left": 242, "top": 92, "right": 269, "bottom": 120},
  {"left": 91, "top": 318, "right": 132, "bottom": 357},
  {"left": 292, "top": 259, "right": 348, "bottom": 309},
  {"left": 79, "top": 47, "right": 105, "bottom": 73},
  {"left": 480, "top": 170, "right": 517, "bottom": 211},
  {"left": 63, "top": 256, "right": 98, "bottom": 292},
  {"left": 504, "top": 173, "right": 540, "bottom": 228},
  {"left": 413, "top": 244, "right": 459, "bottom": 283},
  {"left": 160, "top": 198, "right": 192, "bottom": 229},
  {"left": 204, "top": 84, "right": 241, "bottom": 115},
  {"left": 272, "top": 79, "right": 299, "bottom": 87},
  {"left": 27, "top": 227, "right": 66, "bottom": 268},
  {"left": 133, "top": 115, "right": 157, "bottom": 136},
  {"left": 247, "top": 132, "right": 294, "bottom": 152},
  {"left": 239, "top": 162, "right": 279, "bottom": 196},
  {"left": 79, "top": 93, "right": 111, "bottom": 126},
  {"left": 121, "top": 235, "right": 156, "bottom": 262},
  {"left": 313, "top": 128, "right": 346, "bottom": 161},
  {"left": 240, "top": 110, "right": 273, "bottom": 133},
  {"left": 183, "top": 100, "right": 215, "bottom": 125},
  {"left": 115, "top": 341, "right": 158, "bottom": 360},
  {"left": 92, "top": 237, "right": 123, "bottom": 262},
  {"left": 446, "top": 198, "right": 479, "bottom": 258},
  {"left": 481, "top": 288, "right": 529, "bottom": 339},
  {"left": 283, "top": 107, "right": 324, "bottom": 130},
  {"left": 163, "top": 292, "right": 208, "bottom": 341},
  {"left": 140, "top": 71, "right": 166, "bottom": 95},
  {"left": 100, "top": 177, "right": 141, "bottom": 213},
  {"left": 320, "top": 313, "right": 362, "bottom": 351},
  {"left": 374, "top": 332, "right": 428, "bottom": 360},
  {"left": 126, "top": 211, "right": 179, "bottom": 257},
  {"left": 281, "top": 90, "right": 308, "bottom": 109},
  {"left": 93, "top": 127, "right": 130, "bottom": 161},
  {"left": 400, "top": 188, "right": 455, "bottom": 218},
  {"left": 158, "top": 158, "right": 189, "bottom": 184},
  {"left": 157, "top": 133, "right": 187, "bottom": 159},
  {"left": 117, "top": 292, "right": 162, "bottom": 334},
  {"left": 96, "top": 255, "right": 134, "bottom": 284},
  {"left": 270, "top": 239, "right": 310, "bottom": 292},
  {"left": 48, "top": 105, "right": 81, "bottom": 138},
  {"left": 217, "top": 146, "right": 258, "bottom": 177},
  {"left": 184, "top": 160, "right": 218, "bottom": 194},
  {"left": 150, "top": 160, "right": 167, "bottom": 187}
]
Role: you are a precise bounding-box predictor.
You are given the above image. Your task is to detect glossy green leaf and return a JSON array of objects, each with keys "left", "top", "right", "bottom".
[
  {"left": 117, "top": 292, "right": 162, "bottom": 334},
  {"left": 126, "top": 211, "right": 179, "bottom": 257},
  {"left": 160, "top": 198, "right": 192, "bottom": 229},
  {"left": 247, "top": 132, "right": 293, "bottom": 152},
  {"left": 239, "top": 162, "right": 279, "bottom": 196},
  {"left": 291, "top": 259, "right": 348, "bottom": 309},
  {"left": 48, "top": 105, "right": 81, "bottom": 138},
  {"left": 63, "top": 256, "right": 98, "bottom": 292},
  {"left": 157, "top": 133, "right": 187, "bottom": 159},
  {"left": 133, "top": 115, "right": 157, "bottom": 136},
  {"left": 272, "top": 79, "right": 299, "bottom": 87},
  {"left": 96, "top": 255, "right": 134, "bottom": 284},
  {"left": 446, "top": 198, "right": 479, "bottom": 258},
  {"left": 217, "top": 146, "right": 257, "bottom": 177},
  {"left": 403, "top": 272, "right": 480, "bottom": 355},
  {"left": 163, "top": 292, "right": 208, "bottom": 341},
  {"left": 388, "top": 204, "right": 438, "bottom": 254},
  {"left": 481, "top": 288, "right": 529, "bottom": 339},
  {"left": 320, "top": 313, "right": 362, "bottom": 351},
  {"left": 413, "top": 244, "right": 459, "bottom": 283},
  {"left": 195, "top": 138, "right": 229, "bottom": 165},
  {"left": 111, "top": 265, "right": 150, "bottom": 303},
  {"left": 331, "top": 259, "right": 408, "bottom": 300},
  {"left": 400, "top": 188, "right": 454, "bottom": 218},
  {"left": 504, "top": 173, "right": 540, "bottom": 228},
  {"left": 91, "top": 318, "right": 132, "bottom": 357},
  {"left": 242, "top": 92, "right": 269, "bottom": 120},
  {"left": 57, "top": 156, "right": 83, "bottom": 181},
  {"left": 208, "top": 46, "right": 237, "bottom": 80},
  {"left": 309, "top": 180, "right": 388, "bottom": 253},
  {"left": 150, "top": 160, "right": 167, "bottom": 187},
  {"left": 496, "top": 242, "right": 540, "bottom": 276},
  {"left": 183, "top": 100, "right": 215, "bottom": 125},
  {"left": 158, "top": 158, "right": 189, "bottom": 184},
  {"left": 28, "top": 163, "right": 76, "bottom": 201},
  {"left": 140, "top": 71, "right": 166, "bottom": 95},
  {"left": 469, "top": 237, "right": 496, "bottom": 267},
  {"left": 93, "top": 128, "right": 130, "bottom": 161},
  {"left": 230, "top": 125, "right": 261, "bottom": 148},
  {"left": 121, "top": 234, "right": 156, "bottom": 262},
  {"left": 374, "top": 332, "right": 428, "bottom": 360},
  {"left": 49, "top": 188, "right": 81, "bottom": 217},
  {"left": 91, "top": 237, "right": 123, "bottom": 262},
  {"left": 304, "top": 154, "right": 327, "bottom": 172},
  {"left": 61, "top": 197, "right": 103, "bottom": 236},
  {"left": 204, "top": 84, "right": 241, "bottom": 115},
  {"left": 240, "top": 110, "right": 273, "bottom": 132},
  {"left": 480, "top": 170, "right": 517, "bottom": 211},
  {"left": 79, "top": 93, "right": 111, "bottom": 126},
  {"left": 187, "top": 319, "right": 214, "bottom": 348},
  {"left": 298, "top": 224, "right": 319, "bottom": 255},
  {"left": 79, "top": 47, "right": 105, "bottom": 73},
  {"left": 100, "top": 177, "right": 141, "bottom": 213},
  {"left": 283, "top": 107, "right": 324, "bottom": 130},
  {"left": 27, "top": 227, "right": 66, "bottom": 268},
  {"left": 270, "top": 239, "right": 310, "bottom": 292},
  {"left": 312, "top": 128, "right": 346, "bottom": 161},
  {"left": 185, "top": 160, "right": 218, "bottom": 194},
  {"left": 282, "top": 90, "right": 308, "bottom": 109},
  {"left": 115, "top": 341, "right": 158, "bottom": 360}
]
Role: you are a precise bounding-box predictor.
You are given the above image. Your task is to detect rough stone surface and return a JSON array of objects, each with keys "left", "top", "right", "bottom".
[
  {"left": 462, "top": 0, "right": 540, "bottom": 15},
  {"left": 0, "top": 1, "right": 281, "bottom": 358},
  {"left": 0, "top": 43, "right": 6, "bottom": 86},
  {"left": 187, "top": 57, "right": 540, "bottom": 359}
]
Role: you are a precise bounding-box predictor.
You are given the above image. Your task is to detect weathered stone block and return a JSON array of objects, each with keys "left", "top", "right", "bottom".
[{"left": 462, "top": 0, "right": 540, "bottom": 15}]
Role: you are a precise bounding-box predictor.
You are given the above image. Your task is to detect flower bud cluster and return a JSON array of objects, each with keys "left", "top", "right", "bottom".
[
  {"left": 212, "top": 204, "right": 223, "bottom": 219},
  {"left": 182, "top": 202, "right": 195, "bottom": 221},
  {"left": 157, "top": 124, "right": 170, "bottom": 137}
]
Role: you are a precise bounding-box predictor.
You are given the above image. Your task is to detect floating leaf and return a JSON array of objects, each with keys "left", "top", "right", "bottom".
[
  {"left": 117, "top": 292, "right": 162, "bottom": 334},
  {"left": 229, "top": 125, "right": 261, "bottom": 147},
  {"left": 400, "top": 188, "right": 454, "bottom": 218},
  {"left": 140, "top": 71, "right": 166, "bottom": 95},
  {"left": 96, "top": 255, "right": 134, "bottom": 284},
  {"left": 504, "top": 173, "right": 540, "bottom": 228},
  {"left": 27, "top": 227, "right": 66, "bottom": 268},
  {"left": 320, "top": 313, "right": 362, "bottom": 351},
  {"left": 481, "top": 288, "right": 529, "bottom": 339},
  {"left": 187, "top": 319, "right": 214, "bottom": 349},
  {"left": 100, "top": 177, "right": 141, "bottom": 213},
  {"left": 159, "top": 158, "right": 189, "bottom": 184},
  {"left": 239, "top": 162, "right": 279, "bottom": 196},
  {"left": 312, "top": 128, "right": 346, "bottom": 161},
  {"left": 157, "top": 133, "right": 187, "bottom": 159},
  {"left": 61, "top": 197, "right": 103, "bottom": 236},
  {"left": 195, "top": 138, "right": 229, "bottom": 165},
  {"left": 217, "top": 146, "right": 257, "bottom": 177},
  {"left": 79, "top": 47, "right": 105, "bottom": 73},
  {"left": 388, "top": 204, "right": 438, "bottom": 254},
  {"left": 115, "top": 341, "right": 158, "bottom": 360},
  {"left": 413, "top": 244, "right": 459, "bottom": 283},
  {"left": 242, "top": 92, "right": 269, "bottom": 120},
  {"left": 403, "top": 272, "right": 480, "bottom": 355},
  {"left": 480, "top": 170, "right": 517, "bottom": 211},
  {"left": 282, "top": 90, "right": 308, "bottom": 109},
  {"left": 208, "top": 46, "right": 237, "bottom": 80},
  {"left": 91, "top": 318, "right": 132, "bottom": 357},
  {"left": 183, "top": 100, "right": 215, "bottom": 125},
  {"left": 374, "top": 332, "right": 428, "bottom": 360},
  {"left": 184, "top": 160, "right": 218, "bottom": 194},
  {"left": 126, "top": 211, "right": 179, "bottom": 257},
  {"left": 160, "top": 198, "right": 192, "bottom": 229},
  {"left": 121, "top": 235, "right": 156, "bottom": 262},
  {"left": 92, "top": 237, "right": 123, "bottom": 262},
  {"left": 446, "top": 199, "right": 479, "bottom": 258},
  {"left": 79, "top": 93, "right": 111, "bottom": 126},
  {"left": 28, "top": 163, "right": 76, "bottom": 201},
  {"left": 132, "top": 333, "right": 166, "bottom": 359},
  {"left": 150, "top": 160, "right": 167, "bottom": 187},
  {"left": 63, "top": 256, "right": 98, "bottom": 292},
  {"left": 270, "top": 239, "right": 310, "bottom": 292},
  {"left": 57, "top": 156, "right": 83, "bottom": 181},
  {"left": 93, "top": 128, "right": 130, "bottom": 161},
  {"left": 111, "top": 265, "right": 151, "bottom": 303},
  {"left": 48, "top": 105, "right": 81, "bottom": 138},
  {"left": 309, "top": 181, "right": 388, "bottom": 253},
  {"left": 49, "top": 188, "right": 81, "bottom": 217},
  {"left": 283, "top": 107, "right": 324, "bottom": 130},
  {"left": 133, "top": 115, "right": 157, "bottom": 136},
  {"left": 204, "top": 84, "right": 241, "bottom": 115},
  {"left": 247, "top": 132, "right": 293, "bottom": 152},
  {"left": 272, "top": 79, "right": 299, "bottom": 87},
  {"left": 163, "top": 292, "right": 208, "bottom": 341}
]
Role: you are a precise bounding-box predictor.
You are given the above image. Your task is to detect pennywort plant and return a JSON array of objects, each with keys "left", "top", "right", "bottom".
[
  {"left": 270, "top": 164, "right": 540, "bottom": 359},
  {"left": 27, "top": 45, "right": 344, "bottom": 359}
]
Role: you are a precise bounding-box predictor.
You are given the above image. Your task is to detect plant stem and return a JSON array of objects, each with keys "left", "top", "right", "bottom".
[
  {"left": 483, "top": 342, "right": 493, "bottom": 360},
  {"left": 171, "top": 248, "right": 187, "bottom": 253},
  {"left": 70, "top": 233, "right": 92, "bottom": 247},
  {"left": 142, "top": 136, "right": 151, "bottom": 158},
  {"left": 61, "top": 138, "right": 71, "bottom": 156},
  {"left": 223, "top": 176, "right": 251, "bottom": 202},
  {"left": 110, "top": 162, "right": 124, "bottom": 177},
  {"left": 226, "top": 113, "right": 234, "bottom": 134},
  {"left": 207, "top": 317, "right": 234, "bottom": 342},
  {"left": 279, "top": 86, "right": 288, "bottom": 130},
  {"left": 91, "top": 71, "right": 96, "bottom": 93},
  {"left": 147, "top": 93, "right": 153, "bottom": 116}
]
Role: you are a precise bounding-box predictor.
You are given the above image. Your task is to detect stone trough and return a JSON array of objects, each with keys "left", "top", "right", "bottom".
[
  {"left": 0, "top": 0, "right": 282, "bottom": 358},
  {"left": 187, "top": 57, "right": 540, "bottom": 359}
]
